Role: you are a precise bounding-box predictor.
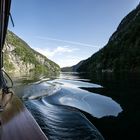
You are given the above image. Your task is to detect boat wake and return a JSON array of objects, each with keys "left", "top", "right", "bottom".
[
  {"left": 19, "top": 77, "right": 122, "bottom": 139},
  {"left": 25, "top": 98, "right": 104, "bottom": 140}
]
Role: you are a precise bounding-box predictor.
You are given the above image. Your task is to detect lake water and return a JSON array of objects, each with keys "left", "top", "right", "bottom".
[{"left": 13, "top": 72, "right": 140, "bottom": 140}]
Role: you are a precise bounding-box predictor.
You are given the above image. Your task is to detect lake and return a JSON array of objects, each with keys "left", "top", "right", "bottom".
[{"left": 13, "top": 72, "right": 140, "bottom": 140}]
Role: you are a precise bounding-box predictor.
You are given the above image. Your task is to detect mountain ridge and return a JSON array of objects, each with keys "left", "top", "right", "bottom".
[
  {"left": 61, "top": 60, "right": 84, "bottom": 72},
  {"left": 4, "top": 30, "right": 60, "bottom": 76},
  {"left": 68, "top": 3, "right": 140, "bottom": 73}
]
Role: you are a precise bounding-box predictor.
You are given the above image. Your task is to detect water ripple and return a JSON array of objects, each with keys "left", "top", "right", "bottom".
[{"left": 25, "top": 99, "right": 104, "bottom": 140}]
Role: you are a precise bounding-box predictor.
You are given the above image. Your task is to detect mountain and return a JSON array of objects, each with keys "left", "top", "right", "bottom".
[
  {"left": 4, "top": 31, "right": 60, "bottom": 76},
  {"left": 76, "top": 3, "right": 140, "bottom": 73},
  {"left": 61, "top": 60, "right": 84, "bottom": 72}
]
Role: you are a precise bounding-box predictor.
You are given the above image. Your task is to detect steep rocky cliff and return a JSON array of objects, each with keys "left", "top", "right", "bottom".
[
  {"left": 3, "top": 31, "right": 60, "bottom": 76},
  {"left": 76, "top": 3, "right": 140, "bottom": 73}
]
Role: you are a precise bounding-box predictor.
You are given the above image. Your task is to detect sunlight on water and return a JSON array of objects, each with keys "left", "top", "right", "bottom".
[
  {"left": 46, "top": 78, "right": 122, "bottom": 118},
  {"left": 13, "top": 72, "right": 124, "bottom": 139}
]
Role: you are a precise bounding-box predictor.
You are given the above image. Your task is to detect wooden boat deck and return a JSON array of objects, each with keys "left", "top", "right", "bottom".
[{"left": 0, "top": 93, "right": 48, "bottom": 140}]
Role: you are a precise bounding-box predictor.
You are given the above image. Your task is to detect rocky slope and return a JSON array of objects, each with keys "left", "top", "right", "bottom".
[
  {"left": 3, "top": 31, "right": 60, "bottom": 76},
  {"left": 76, "top": 3, "right": 140, "bottom": 73}
]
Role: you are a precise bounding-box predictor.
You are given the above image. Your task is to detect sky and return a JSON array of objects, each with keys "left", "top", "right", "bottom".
[{"left": 8, "top": 0, "right": 140, "bottom": 67}]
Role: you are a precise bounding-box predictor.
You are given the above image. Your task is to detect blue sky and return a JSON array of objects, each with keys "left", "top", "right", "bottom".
[{"left": 9, "top": 0, "right": 140, "bottom": 67}]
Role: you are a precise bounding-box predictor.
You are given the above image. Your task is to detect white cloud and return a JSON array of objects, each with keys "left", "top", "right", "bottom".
[
  {"left": 33, "top": 37, "right": 100, "bottom": 67},
  {"left": 34, "top": 46, "right": 78, "bottom": 58},
  {"left": 33, "top": 46, "right": 83, "bottom": 67}
]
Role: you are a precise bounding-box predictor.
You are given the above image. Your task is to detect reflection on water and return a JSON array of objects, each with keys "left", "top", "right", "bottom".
[
  {"left": 46, "top": 78, "right": 122, "bottom": 118},
  {"left": 13, "top": 72, "right": 140, "bottom": 140},
  {"left": 14, "top": 72, "right": 122, "bottom": 118},
  {"left": 79, "top": 72, "right": 140, "bottom": 140}
]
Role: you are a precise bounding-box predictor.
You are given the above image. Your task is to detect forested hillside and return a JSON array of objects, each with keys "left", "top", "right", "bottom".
[
  {"left": 4, "top": 31, "right": 60, "bottom": 76},
  {"left": 77, "top": 3, "right": 140, "bottom": 73}
]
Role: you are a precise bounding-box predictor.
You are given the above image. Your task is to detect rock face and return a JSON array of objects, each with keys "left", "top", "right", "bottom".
[
  {"left": 3, "top": 31, "right": 60, "bottom": 76},
  {"left": 75, "top": 3, "right": 140, "bottom": 73}
]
